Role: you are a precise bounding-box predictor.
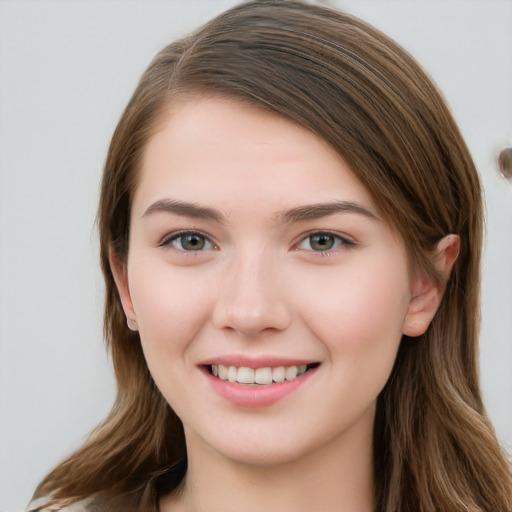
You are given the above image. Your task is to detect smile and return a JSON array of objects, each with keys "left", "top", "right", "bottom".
[
  {"left": 202, "top": 360, "right": 320, "bottom": 407},
  {"left": 208, "top": 363, "right": 318, "bottom": 385}
]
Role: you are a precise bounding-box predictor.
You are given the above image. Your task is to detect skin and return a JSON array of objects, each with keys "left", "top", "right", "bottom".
[{"left": 112, "top": 97, "right": 458, "bottom": 512}]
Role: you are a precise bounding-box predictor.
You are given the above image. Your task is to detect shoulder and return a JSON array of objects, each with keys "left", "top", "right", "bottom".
[
  {"left": 27, "top": 496, "right": 93, "bottom": 512},
  {"left": 27, "top": 494, "right": 139, "bottom": 512}
]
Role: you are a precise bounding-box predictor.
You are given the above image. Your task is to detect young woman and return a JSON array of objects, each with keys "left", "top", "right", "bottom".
[{"left": 29, "top": 1, "right": 512, "bottom": 511}]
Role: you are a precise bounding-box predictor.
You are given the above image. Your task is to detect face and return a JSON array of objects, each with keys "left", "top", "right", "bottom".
[{"left": 114, "top": 97, "right": 431, "bottom": 468}]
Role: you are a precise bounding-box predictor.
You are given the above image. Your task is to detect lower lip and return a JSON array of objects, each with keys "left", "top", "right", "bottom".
[{"left": 202, "top": 366, "right": 318, "bottom": 407}]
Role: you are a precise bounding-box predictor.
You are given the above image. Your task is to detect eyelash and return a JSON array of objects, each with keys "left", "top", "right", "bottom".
[
  {"left": 158, "top": 230, "right": 216, "bottom": 252},
  {"left": 294, "top": 231, "right": 356, "bottom": 255},
  {"left": 158, "top": 230, "right": 355, "bottom": 255}
]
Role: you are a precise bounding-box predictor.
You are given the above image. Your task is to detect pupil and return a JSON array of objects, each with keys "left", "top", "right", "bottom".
[
  {"left": 182, "top": 234, "right": 205, "bottom": 250},
  {"left": 311, "top": 234, "right": 334, "bottom": 251}
]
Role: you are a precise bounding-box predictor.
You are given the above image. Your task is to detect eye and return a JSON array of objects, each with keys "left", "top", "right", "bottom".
[
  {"left": 160, "top": 231, "right": 215, "bottom": 251},
  {"left": 296, "top": 232, "right": 353, "bottom": 252}
]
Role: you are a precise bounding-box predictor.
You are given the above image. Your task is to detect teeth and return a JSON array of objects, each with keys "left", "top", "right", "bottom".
[
  {"left": 227, "top": 365, "right": 237, "bottom": 383},
  {"left": 285, "top": 366, "right": 298, "bottom": 380},
  {"left": 255, "top": 367, "right": 272, "bottom": 385},
  {"left": 218, "top": 364, "right": 228, "bottom": 380},
  {"left": 210, "top": 363, "right": 310, "bottom": 385},
  {"left": 237, "top": 367, "right": 255, "bottom": 384},
  {"left": 272, "top": 366, "right": 285, "bottom": 382}
]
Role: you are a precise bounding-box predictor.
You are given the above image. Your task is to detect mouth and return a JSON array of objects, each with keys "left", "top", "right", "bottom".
[{"left": 204, "top": 363, "right": 320, "bottom": 386}]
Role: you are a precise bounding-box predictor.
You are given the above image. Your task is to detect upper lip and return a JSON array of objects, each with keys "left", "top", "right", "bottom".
[{"left": 200, "top": 354, "right": 318, "bottom": 368}]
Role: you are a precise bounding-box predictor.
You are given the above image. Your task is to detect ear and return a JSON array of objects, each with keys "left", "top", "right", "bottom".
[
  {"left": 109, "top": 248, "right": 138, "bottom": 331},
  {"left": 402, "top": 234, "right": 459, "bottom": 337}
]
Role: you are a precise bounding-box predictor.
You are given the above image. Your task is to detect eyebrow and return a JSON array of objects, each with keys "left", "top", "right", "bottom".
[
  {"left": 142, "top": 199, "right": 225, "bottom": 223},
  {"left": 142, "top": 198, "right": 378, "bottom": 225},
  {"left": 278, "top": 201, "right": 379, "bottom": 224}
]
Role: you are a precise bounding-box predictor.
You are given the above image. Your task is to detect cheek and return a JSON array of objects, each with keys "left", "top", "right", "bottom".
[
  {"left": 297, "top": 257, "right": 410, "bottom": 365},
  {"left": 128, "top": 258, "right": 214, "bottom": 358}
]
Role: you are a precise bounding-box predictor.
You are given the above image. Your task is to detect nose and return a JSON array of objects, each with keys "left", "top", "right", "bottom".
[{"left": 212, "top": 248, "right": 292, "bottom": 337}]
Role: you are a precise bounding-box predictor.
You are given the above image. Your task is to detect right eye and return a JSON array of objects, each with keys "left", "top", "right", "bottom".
[{"left": 160, "top": 231, "right": 215, "bottom": 251}]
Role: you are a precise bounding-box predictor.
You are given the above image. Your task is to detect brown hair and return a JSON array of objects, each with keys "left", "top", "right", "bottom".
[{"left": 35, "top": 1, "right": 511, "bottom": 510}]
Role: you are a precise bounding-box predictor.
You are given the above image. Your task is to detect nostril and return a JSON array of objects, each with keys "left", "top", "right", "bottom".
[{"left": 212, "top": 302, "right": 292, "bottom": 337}]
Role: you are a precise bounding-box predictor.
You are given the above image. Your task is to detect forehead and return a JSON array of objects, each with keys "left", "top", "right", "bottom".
[{"left": 134, "top": 96, "right": 376, "bottom": 217}]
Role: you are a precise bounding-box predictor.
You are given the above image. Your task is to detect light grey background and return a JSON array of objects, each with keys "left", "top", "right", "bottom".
[{"left": 1, "top": 1, "right": 511, "bottom": 510}]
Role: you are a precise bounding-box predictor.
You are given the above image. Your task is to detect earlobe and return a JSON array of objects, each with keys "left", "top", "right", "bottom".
[
  {"left": 402, "top": 234, "right": 460, "bottom": 337},
  {"left": 109, "top": 248, "right": 138, "bottom": 330}
]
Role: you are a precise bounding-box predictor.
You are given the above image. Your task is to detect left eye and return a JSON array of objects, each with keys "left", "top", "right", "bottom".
[
  {"left": 296, "top": 232, "right": 350, "bottom": 252},
  {"left": 161, "top": 232, "right": 215, "bottom": 251}
]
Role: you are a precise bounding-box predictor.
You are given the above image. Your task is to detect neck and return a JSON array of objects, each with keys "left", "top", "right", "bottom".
[{"left": 161, "top": 407, "right": 375, "bottom": 512}]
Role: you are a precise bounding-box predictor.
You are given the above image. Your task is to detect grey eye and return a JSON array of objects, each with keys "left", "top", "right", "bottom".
[
  {"left": 161, "top": 232, "right": 214, "bottom": 251},
  {"left": 179, "top": 234, "right": 207, "bottom": 250},
  {"left": 309, "top": 233, "right": 336, "bottom": 251},
  {"left": 296, "top": 232, "right": 351, "bottom": 252}
]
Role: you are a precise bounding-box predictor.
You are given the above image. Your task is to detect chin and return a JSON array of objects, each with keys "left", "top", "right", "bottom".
[{"left": 200, "top": 428, "right": 324, "bottom": 469}]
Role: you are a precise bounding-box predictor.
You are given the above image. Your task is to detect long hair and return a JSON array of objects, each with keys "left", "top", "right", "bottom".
[{"left": 35, "top": 1, "right": 511, "bottom": 510}]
